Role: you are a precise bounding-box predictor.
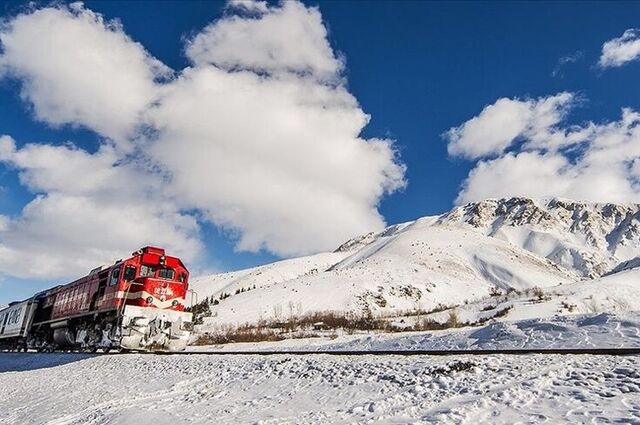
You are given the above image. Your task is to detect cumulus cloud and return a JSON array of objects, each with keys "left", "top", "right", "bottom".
[
  {"left": 149, "top": 0, "right": 405, "bottom": 255},
  {"left": 447, "top": 94, "right": 640, "bottom": 204},
  {"left": 227, "top": 0, "right": 270, "bottom": 14},
  {"left": 598, "top": 29, "right": 640, "bottom": 69},
  {"left": 0, "top": 1, "right": 405, "bottom": 279},
  {"left": 185, "top": 0, "right": 342, "bottom": 82},
  {"left": 146, "top": 64, "right": 405, "bottom": 255},
  {"left": 445, "top": 92, "right": 575, "bottom": 159},
  {"left": 0, "top": 136, "right": 202, "bottom": 278},
  {"left": 0, "top": 2, "right": 169, "bottom": 145}
]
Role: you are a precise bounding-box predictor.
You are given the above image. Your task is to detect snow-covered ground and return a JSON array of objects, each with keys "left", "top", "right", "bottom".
[
  {"left": 3, "top": 198, "right": 640, "bottom": 424},
  {"left": 1, "top": 352, "right": 639, "bottom": 424},
  {"left": 189, "top": 312, "right": 640, "bottom": 352}
]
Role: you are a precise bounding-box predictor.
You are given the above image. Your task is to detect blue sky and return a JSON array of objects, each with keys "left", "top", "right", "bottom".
[{"left": 1, "top": 0, "right": 640, "bottom": 305}]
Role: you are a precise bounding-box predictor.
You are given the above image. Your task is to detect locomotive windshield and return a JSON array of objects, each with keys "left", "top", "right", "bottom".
[
  {"left": 140, "top": 265, "right": 156, "bottom": 277},
  {"left": 139, "top": 264, "right": 179, "bottom": 281},
  {"left": 158, "top": 268, "right": 175, "bottom": 280}
]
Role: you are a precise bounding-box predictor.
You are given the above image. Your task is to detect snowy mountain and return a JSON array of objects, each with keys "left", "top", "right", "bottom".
[
  {"left": 438, "top": 197, "right": 640, "bottom": 278},
  {"left": 190, "top": 197, "right": 640, "bottom": 327}
]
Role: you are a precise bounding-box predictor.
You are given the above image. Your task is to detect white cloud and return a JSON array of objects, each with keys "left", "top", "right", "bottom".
[
  {"left": 0, "top": 136, "right": 202, "bottom": 278},
  {"left": 598, "top": 29, "right": 640, "bottom": 69},
  {"left": 227, "top": 0, "right": 269, "bottom": 14},
  {"left": 552, "top": 51, "right": 583, "bottom": 77},
  {"left": 146, "top": 0, "right": 405, "bottom": 256},
  {"left": 0, "top": 1, "right": 405, "bottom": 279},
  {"left": 0, "top": 3, "right": 169, "bottom": 145},
  {"left": 445, "top": 93, "right": 575, "bottom": 159},
  {"left": 449, "top": 95, "right": 640, "bottom": 204},
  {"left": 146, "top": 65, "right": 405, "bottom": 255},
  {"left": 185, "top": 1, "right": 343, "bottom": 83}
]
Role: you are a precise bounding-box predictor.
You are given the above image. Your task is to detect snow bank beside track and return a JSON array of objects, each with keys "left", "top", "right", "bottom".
[
  {"left": 322, "top": 312, "right": 640, "bottom": 352},
  {"left": 190, "top": 312, "right": 640, "bottom": 353}
]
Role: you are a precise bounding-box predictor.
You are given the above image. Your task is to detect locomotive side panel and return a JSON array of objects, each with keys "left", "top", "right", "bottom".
[{"left": 50, "top": 278, "right": 96, "bottom": 320}]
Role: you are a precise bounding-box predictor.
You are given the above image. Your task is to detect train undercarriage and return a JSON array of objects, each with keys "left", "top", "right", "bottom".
[{"left": 0, "top": 306, "right": 192, "bottom": 353}]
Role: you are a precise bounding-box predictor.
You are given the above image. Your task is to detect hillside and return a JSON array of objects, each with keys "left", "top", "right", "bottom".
[
  {"left": 438, "top": 198, "right": 640, "bottom": 277},
  {"left": 190, "top": 197, "right": 640, "bottom": 328}
]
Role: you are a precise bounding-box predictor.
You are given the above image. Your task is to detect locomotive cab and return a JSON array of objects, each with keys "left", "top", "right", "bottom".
[
  {"left": 115, "top": 247, "right": 190, "bottom": 310},
  {"left": 117, "top": 247, "right": 192, "bottom": 351}
]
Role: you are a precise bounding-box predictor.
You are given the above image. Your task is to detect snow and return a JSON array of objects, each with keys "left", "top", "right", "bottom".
[
  {"left": 189, "top": 311, "right": 640, "bottom": 353},
  {"left": 440, "top": 197, "right": 640, "bottom": 277},
  {"left": 190, "top": 197, "right": 640, "bottom": 329},
  {"left": 1, "top": 352, "right": 639, "bottom": 424},
  {"left": 189, "top": 251, "right": 351, "bottom": 302},
  {"left": 321, "top": 312, "right": 640, "bottom": 351},
  {"left": 3, "top": 197, "right": 640, "bottom": 424},
  {"left": 409, "top": 267, "right": 640, "bottom": 327},
  {"left": 192, "top": 212, "right": 579, "bottom": 327}
]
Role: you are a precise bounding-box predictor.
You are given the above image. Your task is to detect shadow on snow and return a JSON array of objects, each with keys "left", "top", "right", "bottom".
[{"left": 0, "top": 353, "right": 99, "bottom": 372}]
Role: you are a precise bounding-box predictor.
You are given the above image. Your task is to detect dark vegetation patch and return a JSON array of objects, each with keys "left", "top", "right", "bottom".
[{"left": 191, "top": 305, "right": 514, "bottom": 345}]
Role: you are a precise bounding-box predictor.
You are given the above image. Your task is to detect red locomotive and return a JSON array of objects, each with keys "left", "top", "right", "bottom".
[{"left": 0, "top": 246, "right": 193, "bottom": 352}]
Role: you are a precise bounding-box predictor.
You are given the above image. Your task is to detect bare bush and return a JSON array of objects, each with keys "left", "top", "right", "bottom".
[
  {"left": 560, "top": 301, "right": 577, "bottom": 312},
  {"left": 489, "top": 287, "right": 503, "bottom": 297},
  {"left": 193, "top": 327, "right": 285, "bottom": 345},
  {"left": 413, "top": 318, "right": 450, "bottom": 331},
  {"left": 193, "top": 302, "right": 517, "bottom": 345},
  {"left": 446, "top": 309, "right": 460, "bottom": 328},
  {"left": 530, "top": 287, "right": 551, "bottom": 302},
  {"left": 397, "top": 303, "right": 454, "bottom": 318}
]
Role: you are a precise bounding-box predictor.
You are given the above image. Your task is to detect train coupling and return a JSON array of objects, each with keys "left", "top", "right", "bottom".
[{"left": 120, "top": 305, "right": 193, "bottom": 352}]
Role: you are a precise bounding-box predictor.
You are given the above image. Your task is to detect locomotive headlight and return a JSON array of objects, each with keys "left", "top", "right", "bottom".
[
  {"left": 146, "top": 296, "right": 153, "bottom": 304},
  {"left": 172, "top": 300, "right": 179, "bottom": 307}
]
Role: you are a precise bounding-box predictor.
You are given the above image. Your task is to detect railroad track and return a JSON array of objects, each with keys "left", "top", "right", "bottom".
[
  {"left": 2, "top": 348, "right": 640, "bottom": 356},
  {"left": 181, "top": 348, "right": 640, "bottom": 356}
]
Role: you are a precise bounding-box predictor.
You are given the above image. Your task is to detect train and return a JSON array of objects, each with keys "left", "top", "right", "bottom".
[{"left": 0, "top": 246, "right": 193, "bottom": 352}]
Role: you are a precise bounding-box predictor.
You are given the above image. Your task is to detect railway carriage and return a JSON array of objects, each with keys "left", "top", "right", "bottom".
[
  {"left": 0, "top": 246, "right": 193, "bottom": 352},
  {"left": 0, "top": 298, "right": 38, "bottom": 350}
]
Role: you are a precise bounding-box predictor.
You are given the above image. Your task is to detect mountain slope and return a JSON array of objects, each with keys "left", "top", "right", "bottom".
[
  {"left": 439, "top": 197, "right": 640, "bottom": 277},
  {"left": 192, "top": 217, "right": 578, "bottom": 324},
  {"left": 189, "top": 251, "right": 350, "bottom": 301},
  {"left": 189, "top": 197, "right": 640, "bottom": 327}
]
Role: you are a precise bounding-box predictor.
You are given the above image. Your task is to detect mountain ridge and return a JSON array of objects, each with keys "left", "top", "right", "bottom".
[{"left": 190, "top": 197, "right": 640, "bottom": 327}]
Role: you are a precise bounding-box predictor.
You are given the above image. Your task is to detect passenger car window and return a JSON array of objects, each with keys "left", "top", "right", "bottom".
[{"left": 109, "top": 267, "right": 121, "bottom": 286}]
